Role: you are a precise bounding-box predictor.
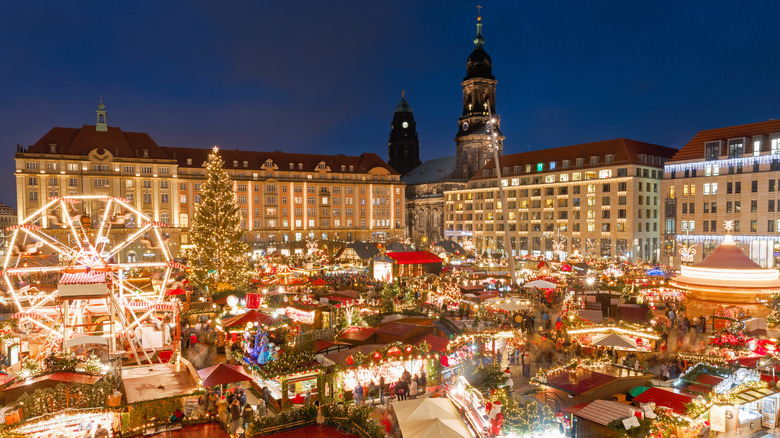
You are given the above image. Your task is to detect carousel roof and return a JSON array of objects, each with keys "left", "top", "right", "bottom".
[{"left": 671, "top": 237, "right": 780, "bottom": 290}]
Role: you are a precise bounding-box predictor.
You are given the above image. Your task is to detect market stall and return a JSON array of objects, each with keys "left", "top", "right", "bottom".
[{"left": 4, "top": 409, "right": 118, "bottom": 438}]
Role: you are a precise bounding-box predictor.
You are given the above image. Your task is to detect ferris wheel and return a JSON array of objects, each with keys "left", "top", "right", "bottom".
[{"left": 2, "top": 195, "right": 181, "bottom": 363}]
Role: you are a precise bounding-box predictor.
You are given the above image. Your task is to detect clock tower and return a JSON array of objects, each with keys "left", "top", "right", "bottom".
[
  {"left": 388, "top": 92, "right": 421, "bottom": 175},
  {"left": 454, "top": 14, "right": 503, "bottom": 179}
]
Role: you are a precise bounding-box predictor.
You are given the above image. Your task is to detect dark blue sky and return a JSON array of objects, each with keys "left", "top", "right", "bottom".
[{"left": 2, "top": 1, "right": 780, "bottom": 207}]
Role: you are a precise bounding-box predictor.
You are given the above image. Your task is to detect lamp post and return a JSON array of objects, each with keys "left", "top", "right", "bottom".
[{"left": 485, "top": 102, "right": 517, "bottom": 287}]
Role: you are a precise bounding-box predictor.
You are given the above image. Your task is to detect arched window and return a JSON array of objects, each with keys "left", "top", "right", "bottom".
[{"left": 160, "top": 212, "right": 170, "bottom": 225}]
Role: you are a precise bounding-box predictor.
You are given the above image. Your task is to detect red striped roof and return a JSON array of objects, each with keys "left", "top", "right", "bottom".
[
  {"left": 60, "top": 271, "right": 106, "bottom": 285},
  {"left": 632, "top": 387, "right": 695, "bottom": 415},
  {"left": 385, "top": 251, "right": 442, "bottom": 265}
]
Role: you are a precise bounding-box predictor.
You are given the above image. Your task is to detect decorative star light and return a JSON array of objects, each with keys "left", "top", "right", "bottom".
[{"left": 724, "top": 220, "right": 734, "bottom": 233}]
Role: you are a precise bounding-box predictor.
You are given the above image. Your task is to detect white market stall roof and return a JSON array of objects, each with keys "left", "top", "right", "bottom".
[
  {"left": 392, "top": 398, "right": 473, "bottom": 438},
  {"left": 523, "top": 279, "right": 557, "bottom": 289},
  {"left": 575, "top": 399, "right": 641, "bottom": 426},
  {"left": 591, "top": 333, "right": 638, "bottom": 349}
]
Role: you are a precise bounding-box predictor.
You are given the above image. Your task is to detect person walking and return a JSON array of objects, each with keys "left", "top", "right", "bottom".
[
  {"left": 420, "top": 371, "right": 427, "bottom": 393},
  {"left": 242, "top": 402, "right": 254, "bottom": 431},
  {"left": 353, "top": 383, "right": 364, "bottom": 405},
  {"left": 229, "top": 398, "right": 241, "bottom": 435},
  {"left": 409, "top": 378, "right": 418, "bottom": 399},
  {"left": 379, "top": 376, "right": 386, "bottom": 404},
  {"left": 522, "top": 351, "right": 531, "bottom": 377}
]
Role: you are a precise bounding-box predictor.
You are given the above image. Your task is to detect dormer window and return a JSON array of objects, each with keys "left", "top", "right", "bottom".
[
  {"left": 576, "top": 158, "right": 584, "bottom": 167},
  {"left": 233, "top": 160, "right": 238, "bottom": 167},
  {"left": 589, "top": 156, "right": 598, "bottom": 166},
  {"left": 243, "top": 161, "right": 248, "bottom": 168},
  {"left": 142, "top": 149, "right": 149, "bottom": 158},
  {"left": 316, "top": 161, "right": 327, "bottom": 171},
  {"left": 298, "top": 163, "right": 303, "bottom": 170},
  {"left": 605, "top": 154, "right": 615, "bottom": 164},
  {"left": 705, "top": 141, "right": 722, "bottom": 160},
  {"left": 549, "top": 161, "right": 556, "bottom": 170},
  {"left": 525, "top": 164, "right": 531, "bottom": 173},
  {"left": 49, "top": 143, "right": 57, "bottom": 153},
  {"left": 186, "top": 158, "right": 192, "bottom": 166},
  {"left": 340, "top": 165, "right": 346, "bottom": 172},
  {"left": 349, "top": 165, "right": 354, "bottom": 172},
  {"left": 562, "top": 160, "right": 569, "bottom": 169},
  {"left": 289, "top": 163, "right": 294, "bottom": 170}
]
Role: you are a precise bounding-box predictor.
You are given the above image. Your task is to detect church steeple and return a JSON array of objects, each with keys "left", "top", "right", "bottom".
[
  {"left": 95, "top": 100, "right": 108, "bottom": 132},
  {"left": 454, "top": 13, "right": 503, "bottom": 180},
  {"left": 388, "top": 91, "right": 421, "bottom": 175}
]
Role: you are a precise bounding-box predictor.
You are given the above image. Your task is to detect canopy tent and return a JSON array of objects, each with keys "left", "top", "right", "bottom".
[
  {"left": 484, "top": 297, "right": 532, "bottom": 313},
  {"left": 220, "top": 309, "right": 288, "bottom": 328},
  {"left": 392, "top": 398, "right": 472, "bottom": 438},
  {"left": 64, "top": 335, "right": 109, "bottom": 349},
  {"left": 197, "top": 363, "right": 254, "bottom": 387},
  {"left": 591, "top": 333, "right": 638, "bottom": 349},
  {"left": 523, "top": 279, "right": 557, "bottom": 289}
]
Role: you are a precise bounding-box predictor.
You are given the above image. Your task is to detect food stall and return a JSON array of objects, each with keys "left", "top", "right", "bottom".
[{"left": 4, "top": 409, "right": 118, "bottom": 438}]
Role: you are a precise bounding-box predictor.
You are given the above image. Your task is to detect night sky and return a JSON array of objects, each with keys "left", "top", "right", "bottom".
[{"left": 2, "top": 1, "right": 780, "bottom": 208}]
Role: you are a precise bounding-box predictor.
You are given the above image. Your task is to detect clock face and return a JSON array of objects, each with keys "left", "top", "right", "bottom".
[
  {"left": 462, "top": 122, "right": 469, "bottom": 131},
  {"left": 402, "top": 121, "right": 409, "bottom": 129}
]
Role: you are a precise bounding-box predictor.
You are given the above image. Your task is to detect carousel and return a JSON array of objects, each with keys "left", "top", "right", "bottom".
[{"left": 671, "top": 222, "right": 780, "bottom": 318}]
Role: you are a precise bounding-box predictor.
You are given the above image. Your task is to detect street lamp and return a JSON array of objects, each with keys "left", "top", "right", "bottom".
[{"left": 485, "top": 101, "right": 517, "bottom": 287}]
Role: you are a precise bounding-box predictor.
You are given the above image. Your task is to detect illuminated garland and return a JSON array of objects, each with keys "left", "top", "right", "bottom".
[
  {"left": 186, "top": 146, "right": 250, "bottom": 294},
  {"left": 491, "top": 388, "right": 557, "bottom": 436},
  {"left": 685, "top": 379, "right": 769, "bottom": 419},
  {"left": 567, "top": 324, "right": 661, "bottom": 340}
]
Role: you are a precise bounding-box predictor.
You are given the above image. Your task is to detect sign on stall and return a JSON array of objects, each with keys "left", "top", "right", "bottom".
[{"left": 762, "top": 396, "right": 778, "bottom": 428}]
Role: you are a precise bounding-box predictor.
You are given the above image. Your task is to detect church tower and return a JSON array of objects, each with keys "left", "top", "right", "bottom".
[
  {"left": 387, "top": 92, "right": 421, "bottom": 175},
  {"left": 454, "top": 14, "right": 503, "bottom": 179}
]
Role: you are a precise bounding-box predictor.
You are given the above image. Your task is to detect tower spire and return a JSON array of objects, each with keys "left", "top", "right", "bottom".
[{"left": 474, "top": 5, "right": 484, "bottom": 48}]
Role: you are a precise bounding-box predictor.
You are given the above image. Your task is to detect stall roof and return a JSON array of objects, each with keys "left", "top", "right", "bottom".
[
  {"left": 332, "top": 289, "right": 360, "bottom": 299},
  {"left": 122, "top": 362, "right": 199, "bottom": 404},
  {"left": 415, "top": 335, "right": 450, "bottom": 353},
  {"left": 314, "top": 339, "right": 352, "bottom": 354},
  {"left": 323, "top": 344, "right": 385, "bottom": 367},
  {"left": 575, "top": 399, "right": 641, "bottom": 426},
  {"left": 337, "top": 327, "right": 377, "bottom": 342},
  {"left": 632, "top": 387, "right": 695, "bottom": 415},
  {"left": 377, "top": 322, "right": 427, "bottom": 338},
  {"left": 385, "top": 251, "right": 443, "bottom": 265},
  {"left": 6, "top": 371, "right": 101, "bottom": 390},
  {"left": 542, "top": 364, "right": 648, "bottom": 395},
  {"left": 259, "top": 425, "right": 358, "bottom": 438}
]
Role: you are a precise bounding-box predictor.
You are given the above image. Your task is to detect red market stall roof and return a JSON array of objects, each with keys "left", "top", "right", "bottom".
[
  {"left": 385, "top": 251, "right": 443, "bottom": 265},
  {"left": 314, "top": 339, "right": 352, "bottom": 354},
  {"left": 337, "top": 327, "right": 378, "bottom": 343},
  {"left": 333, "top": 289, "right": 360, "bottom": 299},
  {"left": 323, "top": 344, "right": 386, "bottom": 368},
  {"left": 221, "top": 310, "right": 287, "bottom": 328},
  {"left": 260, "top": 425, "right": 358, "bottom": 438},
  {"left": 415, "top": 334, "right": 450, "bottom": 353},
  {"left": 542, "top": 364, "right": 649, "bottom": 395},
  {"left": 197, "top": 363, "right": 254, "bottom": 387},
  {"left": 6, "top": 371, "right": 101, "bottom": 390},
  {"left": 632, "top": 387, "right": 695, "bottom": 415},
  {"left": 166, "top": 288, "right": 186, "bottom": 296},
  {"left": 310, "top": 278, "right": 329, "bottom": 286}
]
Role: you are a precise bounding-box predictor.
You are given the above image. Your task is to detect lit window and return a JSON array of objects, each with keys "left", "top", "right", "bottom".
[{"left": 537, "top": 163, "right": 543, "bottom": 172}]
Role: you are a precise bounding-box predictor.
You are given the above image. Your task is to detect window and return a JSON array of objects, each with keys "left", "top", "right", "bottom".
[
  {"left": 143, "top": 193, "right": 152, "bottom": 203},
  {"left": 705, "top": 141, "right": 721, "bottom": 160},
  {"left": 752, "top": 180, "right": 758, "bottom": 192},
  {"left": 160, "top": 213, "right": 170, "bottom": 225},
  {"left": 751, "top": 200, "right": 758, "bottom": 212},
  {"left": 28, "top": 177, "right": 38, "bottom": 186},
  {"left": 728, "top": 139, "right": 744, "bottom": 158},
  {"left": 727, "top": 182, "right": 732, "bottom": 194},
  {"left": 751, "top": 220, "right": 758, "bottom": 232},
  {"left": 161, "top": 193, "right": 168, "bottom": 203},
  {"left": 29, "top": 191, "right": 38, "bottom": 201},
  {"left": 141, "top": 166, "right": 152, "bottom": 174},
  {"left": 160, "top": 181, "right": 168, "bottom": 189},
  {"left": 69, "top": 178, "right": 78, "bottom": 187},
  {"left": 735, "top": 181, "right": 741, "bottom": 193}
]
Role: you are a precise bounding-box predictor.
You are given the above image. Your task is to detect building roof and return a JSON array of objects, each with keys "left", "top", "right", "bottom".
[
  {"left": 431, "top": 240, "right": 466, "bottom": 255},
  {"left": 632, "top": 387, "right": 695, "bottom": 415},
  {"left": 402, "top": 155, "right": 458, "bottom": 185},
  {"left": 163, "top": 146, "right": 398, "bottom": 175},
  {"left": 575, "top": 399, "right": 640, "bottom": 427},
  {"left": 23, "top": 125, "right": 398, "bottom": 175},
  {"left": 471, "top": 138, "right": 678, "bottom": 182},
  {"left": 415, "top": 334, "right": 450, "bottom": 353},
  {"left": 26, "top": 125, "right": 171, "bottom": 159},
  {"left": 695, "top": 241, "right": 762, "bottom": 270},
  {"left": 670, "top": 119, "right": 780, "bottom": 162},
  {"left": 0, "top": 202, "right": 16, "bottom": 216},
  {"left": 376, "top": 322, "right": 428, "bottom": 339},
  {"left": 385, "top": 251, "right": 443, "bottom": 265}
]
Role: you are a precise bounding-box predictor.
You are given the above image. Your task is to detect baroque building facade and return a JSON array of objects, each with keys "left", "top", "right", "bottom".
[
  {"left": 403, "top": 15, "right": 502, "bottom": 247},
  {"left": 444, "top": 139, "right": 677, "bottom": 262},
  {"left": 14, "top": 104, "right": 405, "bottom": 260},
  {"left": 661, "top": 119, "right": 780, "bottom": 267}
]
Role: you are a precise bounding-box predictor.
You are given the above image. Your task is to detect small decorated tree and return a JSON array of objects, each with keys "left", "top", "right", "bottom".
[{"left": 187, "top": 147, "right": 250, "bottom": 294}]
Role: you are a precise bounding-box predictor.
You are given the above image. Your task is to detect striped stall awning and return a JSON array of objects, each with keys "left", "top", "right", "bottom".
[
  {"left": 167, "top": 261, "right": 186, "bottom": 269},
  {"left": 12, "top": 310, "right": 52, "bottom": 319},
  {"left": 124, "top": 301, "right": 176, "bottom": 312},
  {"left": 60, "top": 271, "right": 107, "bottom": 285}
]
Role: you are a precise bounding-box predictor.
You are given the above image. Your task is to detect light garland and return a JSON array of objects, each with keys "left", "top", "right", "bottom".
[
  {"left": 567, "top": 325, "right": 661, "bottom": 340},
  {"left": 674, "top": 234, "right": 780, "bottom": 243},
  {"left": 664, "top": 153, "right": 780, "bottom": 173}
]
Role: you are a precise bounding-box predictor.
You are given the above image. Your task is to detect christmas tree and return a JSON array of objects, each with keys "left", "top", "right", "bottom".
[{"left": 187, "top": 147, "right": 250, "bottom": 294}]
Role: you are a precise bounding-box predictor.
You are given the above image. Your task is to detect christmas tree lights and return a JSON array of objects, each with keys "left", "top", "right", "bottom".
[{"left": 187, "top": 147, "right": 250, "bottom": 294}]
